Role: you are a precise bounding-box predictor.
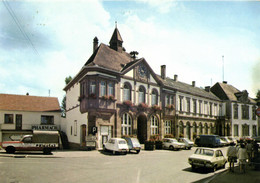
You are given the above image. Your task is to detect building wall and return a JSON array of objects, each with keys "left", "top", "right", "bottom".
[
  {"left": 0, "top": 110, "right": 61, "bottom": 142},
  {"left": 230, "top": 101, "right": 258, "bottom": 137},
  {"left": 65, "top": 82, "right": 88, "bottom": 148}
]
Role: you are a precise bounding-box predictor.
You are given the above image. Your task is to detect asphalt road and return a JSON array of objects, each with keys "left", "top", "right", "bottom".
[{"left": 0, "top": 147, "right": 228, "bottom": 183}]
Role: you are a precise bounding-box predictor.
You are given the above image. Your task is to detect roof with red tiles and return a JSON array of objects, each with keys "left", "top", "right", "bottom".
[{"left": 0, "top": 94, "right": 61, "bottom": 112}]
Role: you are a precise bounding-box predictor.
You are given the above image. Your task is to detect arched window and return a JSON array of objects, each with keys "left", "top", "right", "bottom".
[
  {"left": 138, "top": 86, "right": 145, "bottom": 104},
  {"left": 204, "top": 123, "right": 208, "bottom": 135},
  {"left": 123, "top": 83, "right": 131, "bottom": 101},
  {"left": 193, "top": 122, "right": 197, "bottom": 134},
  {"left": 186, "top": 122, "right": 191, "bottom": 139},
  {"left": 199, "top": 123, "right": 203, "bottom": 135},
  {"left": 100, "top": 81, "right": 106, "bottom": 97},
  {"left": 151, "top": 89, "right": 158, "bottom": 106},
  {"left": 150, "top": 115, "right": 159, "bottom": 135},
  {"left": 210, "top": 123, "right": 214, "bottom": 134},
  {"left": 121, "top": 113, "right": 132, "bottom": 135},
  {"left": 179, "top": 121, "right": 184, "bottom": 136}
]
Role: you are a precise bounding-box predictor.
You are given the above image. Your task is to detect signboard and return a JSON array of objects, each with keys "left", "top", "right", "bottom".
[
  {"left": 32, "top": 125, "right": 58, "bottom": 131},
  {"left": 92, "top": 126, "right": 98, "bottom": 134},
  {"left": 256, "top": 108, "right": 260, "bottom": 117}
]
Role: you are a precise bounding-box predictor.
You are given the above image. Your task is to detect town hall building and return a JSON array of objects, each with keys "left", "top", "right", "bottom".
[{"left": 64, "top": 28, "right": 258, "bottom": 149}]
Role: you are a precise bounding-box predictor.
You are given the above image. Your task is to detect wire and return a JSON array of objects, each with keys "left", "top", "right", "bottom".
[{"left": 2, "top": 0, "right": 41, "bottom": 58}]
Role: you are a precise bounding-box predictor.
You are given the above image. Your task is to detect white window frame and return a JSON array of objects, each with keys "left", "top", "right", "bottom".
[
  {"left": 121, "top": 113, "right": 132, "bottom": 135},
  {"left": 151, "top": 115, "right": 159, "bottom": 135}
]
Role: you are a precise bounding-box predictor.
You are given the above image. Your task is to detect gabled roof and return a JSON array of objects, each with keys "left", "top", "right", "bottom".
[
  {"left": 0, "top": 94, "right": 61, "bottom": 112},
  {"left": 84, "top": 43, "right": 131, "bottom": 72},
  {"left": 158, "top": 77, "right": 220, "bottom": 101},
  {"left": 211, "top": 82, "right": 256, "bottom": 104}
]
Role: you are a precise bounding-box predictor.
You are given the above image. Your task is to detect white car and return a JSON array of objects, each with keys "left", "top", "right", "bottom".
[
  {"left": 188, "top": 148, "right": 227, "bottom": 172},
  {"left": 178, "top": 138, "right": 194, "bottom": 150},
  {"left": 103, "top": 138, "right": 129, "bottom": 155},
  {"left": 163, "top": 138, "right": 185, "bottom": 150}
]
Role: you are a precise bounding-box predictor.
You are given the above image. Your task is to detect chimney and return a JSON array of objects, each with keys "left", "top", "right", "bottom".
[
  {"left": 174, "top": 74, "right": 178, "bottom": 82},
  {"left": 205, "top": 86, "right": 210, "bottom": 92},
  {"left": 223, "top": 81, "right": 227, "bottom": 84},
  {"left": 192, "top": 81, "right": 196, "bottom": 87},
  {"left": 161, "top": 65, "right": 166, "bottom": 79},
  {"left": 93, "top": 37, "right": 98, "bottom": 53}
]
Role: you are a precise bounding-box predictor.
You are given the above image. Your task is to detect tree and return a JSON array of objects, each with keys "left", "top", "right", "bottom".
[
  {"left": 256, "top": 90, "right": 260, "bottom": 100},
  {"left": 61, "top": 76, "right": 72, "bottom": 117}
]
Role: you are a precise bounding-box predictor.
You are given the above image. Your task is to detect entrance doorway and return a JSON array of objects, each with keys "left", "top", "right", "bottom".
[
  {"left": 137, "top": 115, "right": 147, "bottom": 144},
  {"left": 80, "top": 125, "right": 86, "bottom": 147}
]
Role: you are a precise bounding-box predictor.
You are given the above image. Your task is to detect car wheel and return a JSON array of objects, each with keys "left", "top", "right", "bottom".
[
  {"left": 6, "top": 146, "right": 15, "bottom": 154},
  {"left": 43, "top": 148, "right": 52, "bottom": 155},
  {"left": 191, "top": 165, "right": 196, "bottom": 171},
  {"left": 212, "top": 165, "right": 217, "bottom": 172},
  {"left": 112, "top": 150, "right": 116, "bottom": 155},
  {"left": 136, "top": 150, "right": 140, "bottom": 154},
  {"left": 169, "top": 146, "right": 174, "bottom": 151},
  {"left": 222, "top": 162, "right": 226, "bottom": 169}
]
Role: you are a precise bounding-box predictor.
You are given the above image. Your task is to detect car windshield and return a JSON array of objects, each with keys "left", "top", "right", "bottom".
[
  {"left": 195, "top": 148, "right": 214, "bottom": 156},
  {"left": 183, "top": 138, "right": 192, "bottom": 143},
  {"left": 171, "top": 139, "right": 178, "bottom": 142},
  {"left": 131, "top": 138, "right": 139, "bottom": 143},
  {"left": 118, "top": 140, "right": 126, "bottom": 144}
]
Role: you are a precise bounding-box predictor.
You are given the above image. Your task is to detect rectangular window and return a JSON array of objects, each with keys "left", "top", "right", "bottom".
[
  {"left": 164, "top": 120, "right": 171, "bottom": 134},
  {"left": 199, "top": 101, "right": 202, "bottom": 114},
  {"left": 242, "top": 105, "right": 249, "bottom": 119},
  {"left": 193, "top": 99, "right": 197, "bottom": 114},
  {"left": 4, "top": 114, "right": 14, "bottom": 124},
  {"left": 89, "top": 81, "right": 96, "bottom": 94},
  {"left": 233, "top": 104, "right": 238, "bottom": 119},
  {"left": 74, "top": 120, "right": 77, "bottom": 136},
  {"left": 179, "top": 96, "right": 183, "bottom": 112},
  {"left": 170, "top": 96, "right": 174, "bottom": 105},
  {"left": 209, "top": 103, "right": 212, "bottom": 116},
  {"left": 41, "top": 115, "right": 54, "bottom": 125},
  {"left": 252, "top": 107, "right": 256, "bottom": 120},
  {"left": 165, "top": 95, "right": 169, "bottom": 106},
  {"left": 108, "top": 82, "right": 114, "bottom": 96},
  {"left": 186, "top": 98, "right": 190, "bottom": 113},
  {"left": 234, "top": 124, "right": 239, "bottom": 137},
  {"left": 100, "top": 81, "right": 106, "bottom": 97}
]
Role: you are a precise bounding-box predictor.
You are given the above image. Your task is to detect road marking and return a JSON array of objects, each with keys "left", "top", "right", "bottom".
[{"left": 136, "top": 168, "right": 141, "bottom": 183}]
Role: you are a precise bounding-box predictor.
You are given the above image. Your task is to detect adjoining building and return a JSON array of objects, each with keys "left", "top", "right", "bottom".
[
  {"left": 64, "top": 27, "right": 257, "bottom": 149},
  {"left": 211, "top": 82, "right": 258, "bottom": 138},
  {"left": 0, "top": 93, "right": 61, "bottom": 142}
]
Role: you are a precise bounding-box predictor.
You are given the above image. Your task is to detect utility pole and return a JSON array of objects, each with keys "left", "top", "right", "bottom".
[{"left": 222, "top": 55, "right": 224, "bottom": 82}]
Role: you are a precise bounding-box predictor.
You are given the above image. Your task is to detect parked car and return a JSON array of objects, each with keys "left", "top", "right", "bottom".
[
  {"left": 195, "top": 135, "right": 221, "bottom": 148},
  {"left": 220, "top": 137, "right": 229, "bottom": 146},
  {"left": 178, "top": 138, "right": 194, "bottom": 150},
  {"left": 0, "top": 131, "right": 60, "bottom": 154},
  {"left": 227, "top": 136, "right": 237, "bottom": 145},
  {"left": 103, "top": 138, "right": 128, "bottom": 155},
  {"left": 162, "top": 138, "right": 185, "bottom": 150},
  {"left": 122, "top": 137, "right": 141, "bottom": 154},
  {"left": 188, "top": 148, "right": 227, "bottom": 172}
]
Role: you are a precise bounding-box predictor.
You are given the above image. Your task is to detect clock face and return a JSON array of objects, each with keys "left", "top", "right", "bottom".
[{"left": 138, "top": 65, "right": 147, "bottom": 77}]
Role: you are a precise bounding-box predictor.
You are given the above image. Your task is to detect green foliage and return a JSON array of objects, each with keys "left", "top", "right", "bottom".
[{"left": 61, "top": 76, "right": 72, "bottom": 117}]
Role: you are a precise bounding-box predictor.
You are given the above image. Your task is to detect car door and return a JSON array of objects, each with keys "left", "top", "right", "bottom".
[{"left": 215, "top": 150, "right": 224, "bottom": 167}]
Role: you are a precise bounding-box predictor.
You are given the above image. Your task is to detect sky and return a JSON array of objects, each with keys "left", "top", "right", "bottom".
[{"left": 1, "top": 0, "right": 260, "bottom": 105}]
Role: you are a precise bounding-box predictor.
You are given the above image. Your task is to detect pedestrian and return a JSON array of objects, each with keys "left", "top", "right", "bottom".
[
  {"left": 253, "top": 140, "right": 259, "bottom": 159},
  {"left": 237, "top": 143, "right": 248, "bottom": 173},
  {"left": 246, "top": 140, "right": 253, "bottom": 164},
  {"left": 226, "top": 143, "right": 237, "bottom": 172}
]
